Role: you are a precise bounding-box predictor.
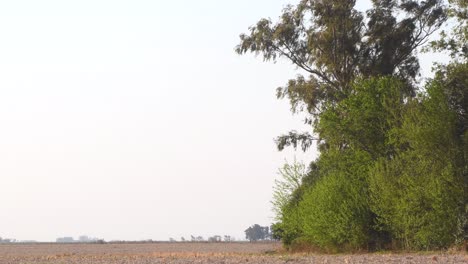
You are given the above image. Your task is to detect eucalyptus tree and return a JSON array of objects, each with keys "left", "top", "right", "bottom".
[{"left": 237, "top": 0, "right": 446, "bottom": 151}]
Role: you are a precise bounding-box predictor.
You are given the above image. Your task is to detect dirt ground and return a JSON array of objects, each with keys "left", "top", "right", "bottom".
[{"left": 0, "top": 242, "right": 466, "bottom": 264}]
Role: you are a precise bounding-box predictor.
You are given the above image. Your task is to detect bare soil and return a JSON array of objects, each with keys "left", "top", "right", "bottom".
[{"left": 0, "top": 242, "right": 465, "bottom": 263}]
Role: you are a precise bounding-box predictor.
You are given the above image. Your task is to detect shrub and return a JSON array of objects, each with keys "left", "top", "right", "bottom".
[{"left": 297, "top": 150, "right": 375, "bottom": 251}]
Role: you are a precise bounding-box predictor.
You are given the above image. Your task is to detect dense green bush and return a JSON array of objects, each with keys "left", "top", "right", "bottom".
[
  {"left": 291, "top": 78, "right": 406, "bottom": 251},
  {"left": 273, "top": 74, "right": 467, "bottom": 251},
  {"left": 298, "top": 150, "right": 373, "bottom": 251},
  {"left": 369, "top": 67, "right": 467, "bottom": 250},
  {"left": 370, "top": 154, "right": 463, "bottom": 249}
]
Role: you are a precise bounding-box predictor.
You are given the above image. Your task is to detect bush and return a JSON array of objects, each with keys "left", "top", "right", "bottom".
[
  {"left": 297, "top": 150, "right": 375, "bottom": 251},
  {"left": 369, "top": 77, "right": 466, "bottom": 250}
]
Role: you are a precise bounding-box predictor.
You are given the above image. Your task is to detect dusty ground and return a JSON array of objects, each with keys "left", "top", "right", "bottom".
[{"left": 0, "top": 242, "right": 466, "bottom": 264}]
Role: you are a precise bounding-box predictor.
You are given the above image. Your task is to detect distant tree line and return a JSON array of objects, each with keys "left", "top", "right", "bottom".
[
  {"left": 169, "top": 235, "right": 236, "bottom": 242},
  {"left": 55, "top": 236, "right": 104, "bottom": 244},
  {"left": 238, "top": 0, "right": 468, "bottom": 251},
  {"left": 0, "top": 237, "right": 16, "bottom": 243}
]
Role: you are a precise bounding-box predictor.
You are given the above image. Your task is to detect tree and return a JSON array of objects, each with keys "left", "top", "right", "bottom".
[
  {"left": 245, "top": 224, "right": 270, "bottom": 242},
  {"left": 237, "top": 0, "right": 446, "bottom": 152},
  {"left": 208, "top": 235, "right": 222, "bottom": 242},
  {"left": 190, "top": 235, "right": 204, "bottom": 242}
]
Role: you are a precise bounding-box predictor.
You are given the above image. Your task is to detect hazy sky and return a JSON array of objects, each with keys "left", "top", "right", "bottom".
[{"left": 0, "top": 0, "right": 445, "bottom": 242}]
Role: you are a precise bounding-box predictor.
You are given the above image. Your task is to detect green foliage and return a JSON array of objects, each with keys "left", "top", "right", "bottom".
[
  {"left": 276, "top": 75, "right": 466, "bottom": 251},
  {"left": 271, "top": 160, "right": 315, "bottom": 246},
  {"left": 272, "top": 161, "right": 307, "bottom": 220},
  {"left": 369, "top": 75, "right": 466, "bottom": 249},
  {"left": 270, "top": 222, "right": 283, "bottom": 241},
  {"left": 274, "top": 78, "right": 405, "bottom": 250},
  {"left": 277, "top": 201, "right": 304, "bottom": 246},
  {"left": 299, "top": 149, "right": 374, "bottom": 251},
  {"left": 316, "top": 77, "right": 407, "bottom": 159},
  {"left": 290, "top": 77, "right": 406, "bottom": 251},
  {"left": 370, "top": 154, "right": 463, "bottom": 249},
  {"left": 434, "top": 63, "right": 468, "bottom": 137}
]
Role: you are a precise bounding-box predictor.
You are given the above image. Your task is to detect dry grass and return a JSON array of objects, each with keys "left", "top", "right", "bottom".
[{"left": 0, "top": 242, "right": 466, "bottom": 263}]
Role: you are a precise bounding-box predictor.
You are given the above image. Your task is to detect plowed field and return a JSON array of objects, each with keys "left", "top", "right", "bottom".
[{"left": 0, "top": 242, "right": 465, "bottom": 264}]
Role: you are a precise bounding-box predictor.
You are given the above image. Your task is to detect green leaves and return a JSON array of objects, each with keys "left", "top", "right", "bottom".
[
  {"left": 299, "top": 149, "right": 374, "bottom": 251},
  {"left": 366, "top": 70, "right": 466, "bottom": 250},
  {"left": 316, "top": 77, "right": 407, "bottom": 159},
  {"left": 272, "top": 161, "right": 307, "bottom": 220}
]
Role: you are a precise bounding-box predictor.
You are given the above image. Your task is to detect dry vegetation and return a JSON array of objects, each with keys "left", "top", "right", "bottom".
[{"left": 0, "top": 242, "right": 466, "bottom": 264}]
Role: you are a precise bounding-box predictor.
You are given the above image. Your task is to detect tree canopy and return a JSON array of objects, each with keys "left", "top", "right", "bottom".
[
  {"left": 245, "top": 224, "right": 270, "bottom": 242},
  {"left": 238, "top": 0, "right": 446, "bottom": 153}
]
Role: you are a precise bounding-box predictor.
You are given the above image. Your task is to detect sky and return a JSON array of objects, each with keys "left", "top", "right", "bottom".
[{"left": 0, "top": 0, "right": 446, "bottom": 242}]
